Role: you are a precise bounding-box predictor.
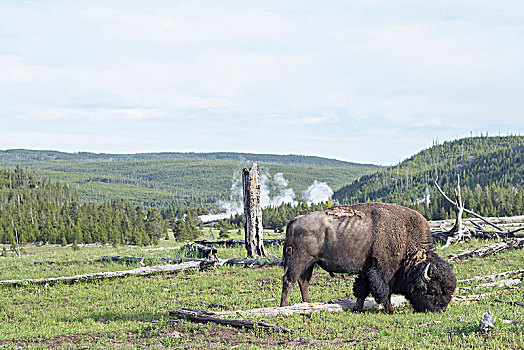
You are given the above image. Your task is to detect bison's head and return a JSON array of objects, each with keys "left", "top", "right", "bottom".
[{"left": 405, "top": 256, "right": 456, "bottom": 312}]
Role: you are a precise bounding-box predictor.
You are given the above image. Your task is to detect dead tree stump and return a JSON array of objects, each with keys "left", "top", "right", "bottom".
[{"left": 242, "top": 164, "right": 267, "bottom": 258}]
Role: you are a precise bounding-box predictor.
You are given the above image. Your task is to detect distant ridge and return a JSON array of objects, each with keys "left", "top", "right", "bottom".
[
  {"left": 0, "top": 149, "right": 380, "bottom": 208},
  {"left": 0, "top": 149, "right": 379, "bottom": 168}
]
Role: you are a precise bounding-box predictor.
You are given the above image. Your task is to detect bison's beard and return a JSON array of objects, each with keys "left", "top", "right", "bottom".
[{"left": 404, "top": 257, "right": 457, "bottom": 312}]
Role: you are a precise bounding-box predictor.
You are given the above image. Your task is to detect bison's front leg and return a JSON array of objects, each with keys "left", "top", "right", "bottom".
[
  {"left": 353, "top": 274, "right": 370, "bottom": 312},
  {"left": 367, "top": 268, "right": 394, "bottom": 314}
]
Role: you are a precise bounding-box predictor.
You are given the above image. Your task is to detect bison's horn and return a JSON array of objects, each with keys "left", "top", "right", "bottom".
[{"left": 422, "top": 262, "right": 431, "bottom": 283}]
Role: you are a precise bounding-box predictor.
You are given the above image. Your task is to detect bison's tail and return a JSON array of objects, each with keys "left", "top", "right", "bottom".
[{"left": 281, "top": 218, "right": 297, "bottom": 269}]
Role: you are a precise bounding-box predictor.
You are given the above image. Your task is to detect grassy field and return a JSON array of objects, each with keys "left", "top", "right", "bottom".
[{"left": 0, "top": 232, "right": 523, "bottom": 349}]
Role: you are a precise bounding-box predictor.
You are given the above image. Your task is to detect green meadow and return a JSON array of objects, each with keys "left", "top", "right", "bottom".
[{"left": 0, "top": 232, "right": 522, "bottom": 349}]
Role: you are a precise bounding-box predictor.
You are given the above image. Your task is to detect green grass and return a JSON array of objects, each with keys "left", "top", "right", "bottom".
[{"left": 0, "top": 237, "right": 523, "bottom": 349}]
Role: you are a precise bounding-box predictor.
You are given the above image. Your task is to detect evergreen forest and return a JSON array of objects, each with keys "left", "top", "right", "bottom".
[
  {"left": 0, "top": 167, "right": 168, "bottom": 246},
  {"left": 333, "top": 136, "right": 524, "bottom": 220}
]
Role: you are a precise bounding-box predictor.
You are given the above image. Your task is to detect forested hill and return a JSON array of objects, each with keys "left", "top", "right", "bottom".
[
  {"left": 0, "top": 167, "right": 167, "bottom": 245},
  {"left": 0, "top": 150, "right": 380, "bottom": 208},
  {"left": 333, "top": 136, "right": 524, "bottom": 220},
  {"left": 0, "top": 150, "right": 376, "bottom": 167}
]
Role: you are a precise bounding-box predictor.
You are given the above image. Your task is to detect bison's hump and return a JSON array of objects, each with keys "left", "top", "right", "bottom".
[{"left": 324, "top": 206, "right": 365, "bottom": 219}]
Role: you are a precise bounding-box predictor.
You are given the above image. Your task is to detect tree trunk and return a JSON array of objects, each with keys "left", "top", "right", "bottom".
[{"left": 242, "top": 164, "right": 266, "bottom": 257}]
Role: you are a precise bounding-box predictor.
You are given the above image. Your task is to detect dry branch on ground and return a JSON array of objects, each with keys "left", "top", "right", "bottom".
[
  {"left": 194, "top": 238, "right": 284, "bottom": 247},
  {"left": 448, "top": 238, "right": 524, "bottom": 262},
  {"left": 0, "top": 261, "right": 214, "bottom": 286},
  {"left": 168, "top": 296, "right": 407, "bottom": 334},
  {"left": 457, "top": 268, "right": 524, "bottom": 284},
  {"left": 0, "top": 256, "right": 283, "bottom": 287},
  {"left": 168, "top": 309, "right": 292, "bottom": 333}
]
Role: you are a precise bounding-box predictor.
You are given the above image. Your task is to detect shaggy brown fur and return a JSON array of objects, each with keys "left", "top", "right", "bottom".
[{"left": 280, "top": 203, "right": 456, "bottom": 313}]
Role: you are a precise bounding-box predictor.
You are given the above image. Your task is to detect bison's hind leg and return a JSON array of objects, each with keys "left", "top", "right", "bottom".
[
  {"left": 367, "top": 268, "right": 394, "bottom": 314},
  {"left": 298, "top": 264, "right": 315, "bottom": 303},
  {"left": 280, "top": 254, "right": 316, "bottom": 307}
]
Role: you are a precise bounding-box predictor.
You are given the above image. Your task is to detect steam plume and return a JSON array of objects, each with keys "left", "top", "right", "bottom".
[
  {"left": 302, "top": 180, "right": 333, "bottom": 204},
  {"left": 220, "top": 170, "right": 298, "bottom": 214}
]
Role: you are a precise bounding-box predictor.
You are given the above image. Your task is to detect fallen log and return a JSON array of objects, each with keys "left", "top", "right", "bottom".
[
  {"left": 169, "top": 296, "right": 407, "bottom": 332},
  {"left": 494, "top": 298, "right": 524, "bottom": 307},
  {"left": 99, "top": 256, "right": 150, "bottom": 264},
  {"left": 502, "top": 320, "right": 522, "bottom": 324},
  {"left": 162, "top": 257, "right": 282, "bottom": 267},
  {"left": 448, "top": 238, "right": 524, "bottom": 262},
  {"left": 429, "top": 216, "right": 524, "bottom": 230},
  {"left": 219, "top": 257, "right": 281, "bottom": 267},
  {"left": 195, "top": 238, "right": 284, "bottom": 247},
  {"left": 216, "top": 296, "right": 407, "bottom": 318},
  {"left": 180, "top": 242, "right": 218, "bottom": 259},
  {"left": 99, "top": 256, "right": 282, "bottom": 267},
  {"left": 195, "top": 239, "right": 243, "bottom": 246},
  {"left": 0, "top": 261, "right": 214, "bottom": 286},
  {"left": 140, "top": 247, "right": 179, "bottom": 252},
  {"left": 168, "top": 308, "right": 292, "bottom": 333},
  {"left": 458, "top": 268, "right": 524, "bottom": 284},
  {"left": 476, "top": 278, "right": 521, "bottom": 289}
]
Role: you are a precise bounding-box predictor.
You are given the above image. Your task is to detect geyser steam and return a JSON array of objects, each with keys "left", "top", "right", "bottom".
[
  {"left": 220, "top": 170, "right": 334, "bottom": 214},
  {"left": 302, "top": 180, "right": 334, "bottom": 204}
]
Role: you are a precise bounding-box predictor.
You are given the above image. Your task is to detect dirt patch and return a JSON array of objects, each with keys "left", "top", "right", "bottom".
[
  {"left": 0, "top": 323, "right": 371, "bottom": 349},
  {"left": 0, "top": 333, "right": 116, "bottom": 349}
]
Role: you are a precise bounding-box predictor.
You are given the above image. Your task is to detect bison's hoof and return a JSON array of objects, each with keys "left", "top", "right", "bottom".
[{"left": 384, "top": 307, "right": 395, "bottom": 314}]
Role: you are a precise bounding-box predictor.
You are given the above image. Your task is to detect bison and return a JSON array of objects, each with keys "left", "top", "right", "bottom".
[{"left": 280, "top": 203, "right": 456, "bottom": 313}]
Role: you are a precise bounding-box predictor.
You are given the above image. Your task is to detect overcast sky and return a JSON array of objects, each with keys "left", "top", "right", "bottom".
[{"left": 1, "top": 1, "right": 523, "bottom": 165}]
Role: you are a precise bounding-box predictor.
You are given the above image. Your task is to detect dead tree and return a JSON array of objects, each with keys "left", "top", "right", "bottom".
[
  {"left": 433, "top": 175, "right": 475, "bottom": 248},
  {"left": 11, "top": 217, "right": 21, "bottom": 258},
  {"left": 433, "top": 175, "right": 524, "bottom": 248},
  {"left": 242, "top": 164, "right": 267, "bottom": 257}
]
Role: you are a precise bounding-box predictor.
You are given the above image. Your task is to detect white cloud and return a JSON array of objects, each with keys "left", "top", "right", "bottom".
[
  {"left": 82, "top": 5, "right": 290, "bottom": 44},
  {"left": 0, "top": 1, "right": 523, "bottom": 163},
  {"left": 31, "top": 107, "right": 166, "bottom": 121}
]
